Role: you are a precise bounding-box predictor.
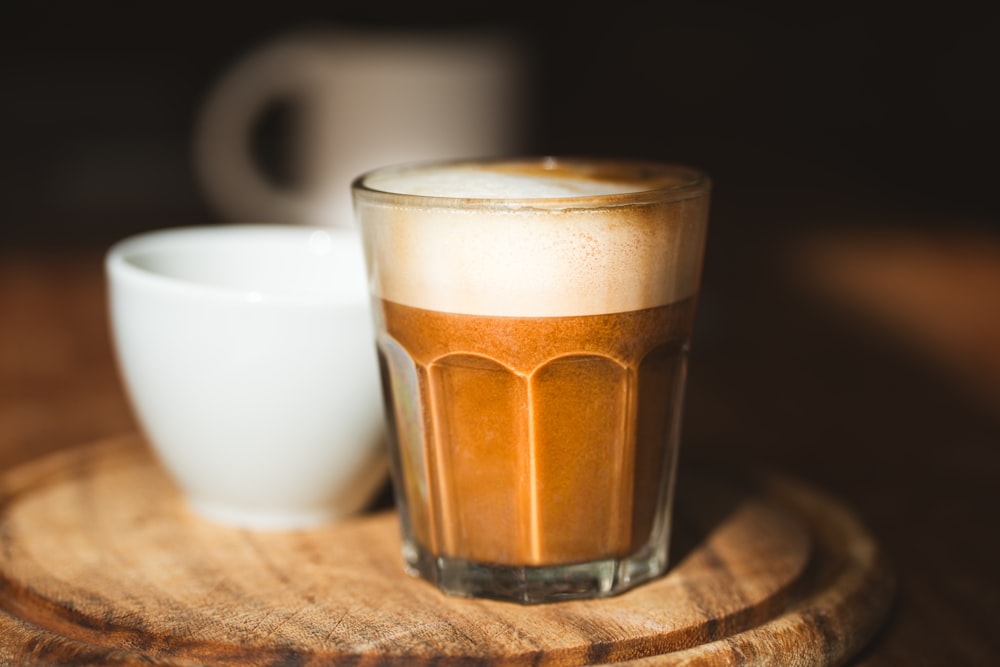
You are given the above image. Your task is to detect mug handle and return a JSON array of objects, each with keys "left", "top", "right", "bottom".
[{"left": 193, "top": 37, "right": 325, "bottom": 225}]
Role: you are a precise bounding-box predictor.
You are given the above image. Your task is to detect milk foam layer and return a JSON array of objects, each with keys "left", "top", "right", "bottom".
[{"left": 356, "top": 159, "right": 710, "bottom": 317}]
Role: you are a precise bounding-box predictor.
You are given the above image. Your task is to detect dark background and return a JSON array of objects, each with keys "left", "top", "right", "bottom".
[
  {"left": 2, "top": 1, "right": 997, "bottom": 247},
  {"left": 2, "top": 2, "right": 999, "bottom": 662}
]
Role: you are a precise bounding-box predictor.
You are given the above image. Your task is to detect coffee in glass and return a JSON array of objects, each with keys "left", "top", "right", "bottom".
[{"left": 352, "top": 157, "right": 710, "bottom": 603}]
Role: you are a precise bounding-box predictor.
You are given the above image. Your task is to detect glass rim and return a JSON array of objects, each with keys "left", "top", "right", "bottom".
[{"left": 351, "top": 155, "right": 711, "bottom": 210}]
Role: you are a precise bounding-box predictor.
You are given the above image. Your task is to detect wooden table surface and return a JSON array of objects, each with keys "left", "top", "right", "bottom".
[{"left": 2, "top": 221, "right": 998, "bottom": 665}]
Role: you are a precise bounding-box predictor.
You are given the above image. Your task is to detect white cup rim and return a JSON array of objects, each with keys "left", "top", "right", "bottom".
[{"left": 106, "top": 223, "right": 369, "bottom": 306}]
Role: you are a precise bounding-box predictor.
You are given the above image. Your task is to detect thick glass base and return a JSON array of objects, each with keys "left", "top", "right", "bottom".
[{"left": 401, "top": 538, "right": 671, "bottom": 604}]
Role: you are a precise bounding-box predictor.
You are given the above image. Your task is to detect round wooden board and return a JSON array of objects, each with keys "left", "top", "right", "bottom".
[{"left": 0, "top": 434, "right": 894, "bottom": 666}]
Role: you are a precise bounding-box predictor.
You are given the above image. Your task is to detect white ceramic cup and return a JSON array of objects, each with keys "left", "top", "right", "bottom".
[
  {"left": 106, "top": 224, "right": 387, "bottom": 530},
  {"left": 193, "top": 26, "right": 528, "bottom": 229}
]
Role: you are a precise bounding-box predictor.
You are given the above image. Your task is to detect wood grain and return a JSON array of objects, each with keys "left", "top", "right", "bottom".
[{"left": 0, "top": 433, "right": 894, "bottom": 666}]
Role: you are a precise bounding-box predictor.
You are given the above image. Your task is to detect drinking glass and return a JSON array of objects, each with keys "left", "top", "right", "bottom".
[{"left": 352, "top": 157, "right": 710, "bottom": 603}]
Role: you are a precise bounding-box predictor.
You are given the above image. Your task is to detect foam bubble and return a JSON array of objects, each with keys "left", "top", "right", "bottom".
[{"left": 356, "top": 159, "right": 710, "bottom": 317}]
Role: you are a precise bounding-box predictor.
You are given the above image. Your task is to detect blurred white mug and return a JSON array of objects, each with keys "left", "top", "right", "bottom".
[{"left": 193, "top": 25, "right": 529, "bottom": 228}]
